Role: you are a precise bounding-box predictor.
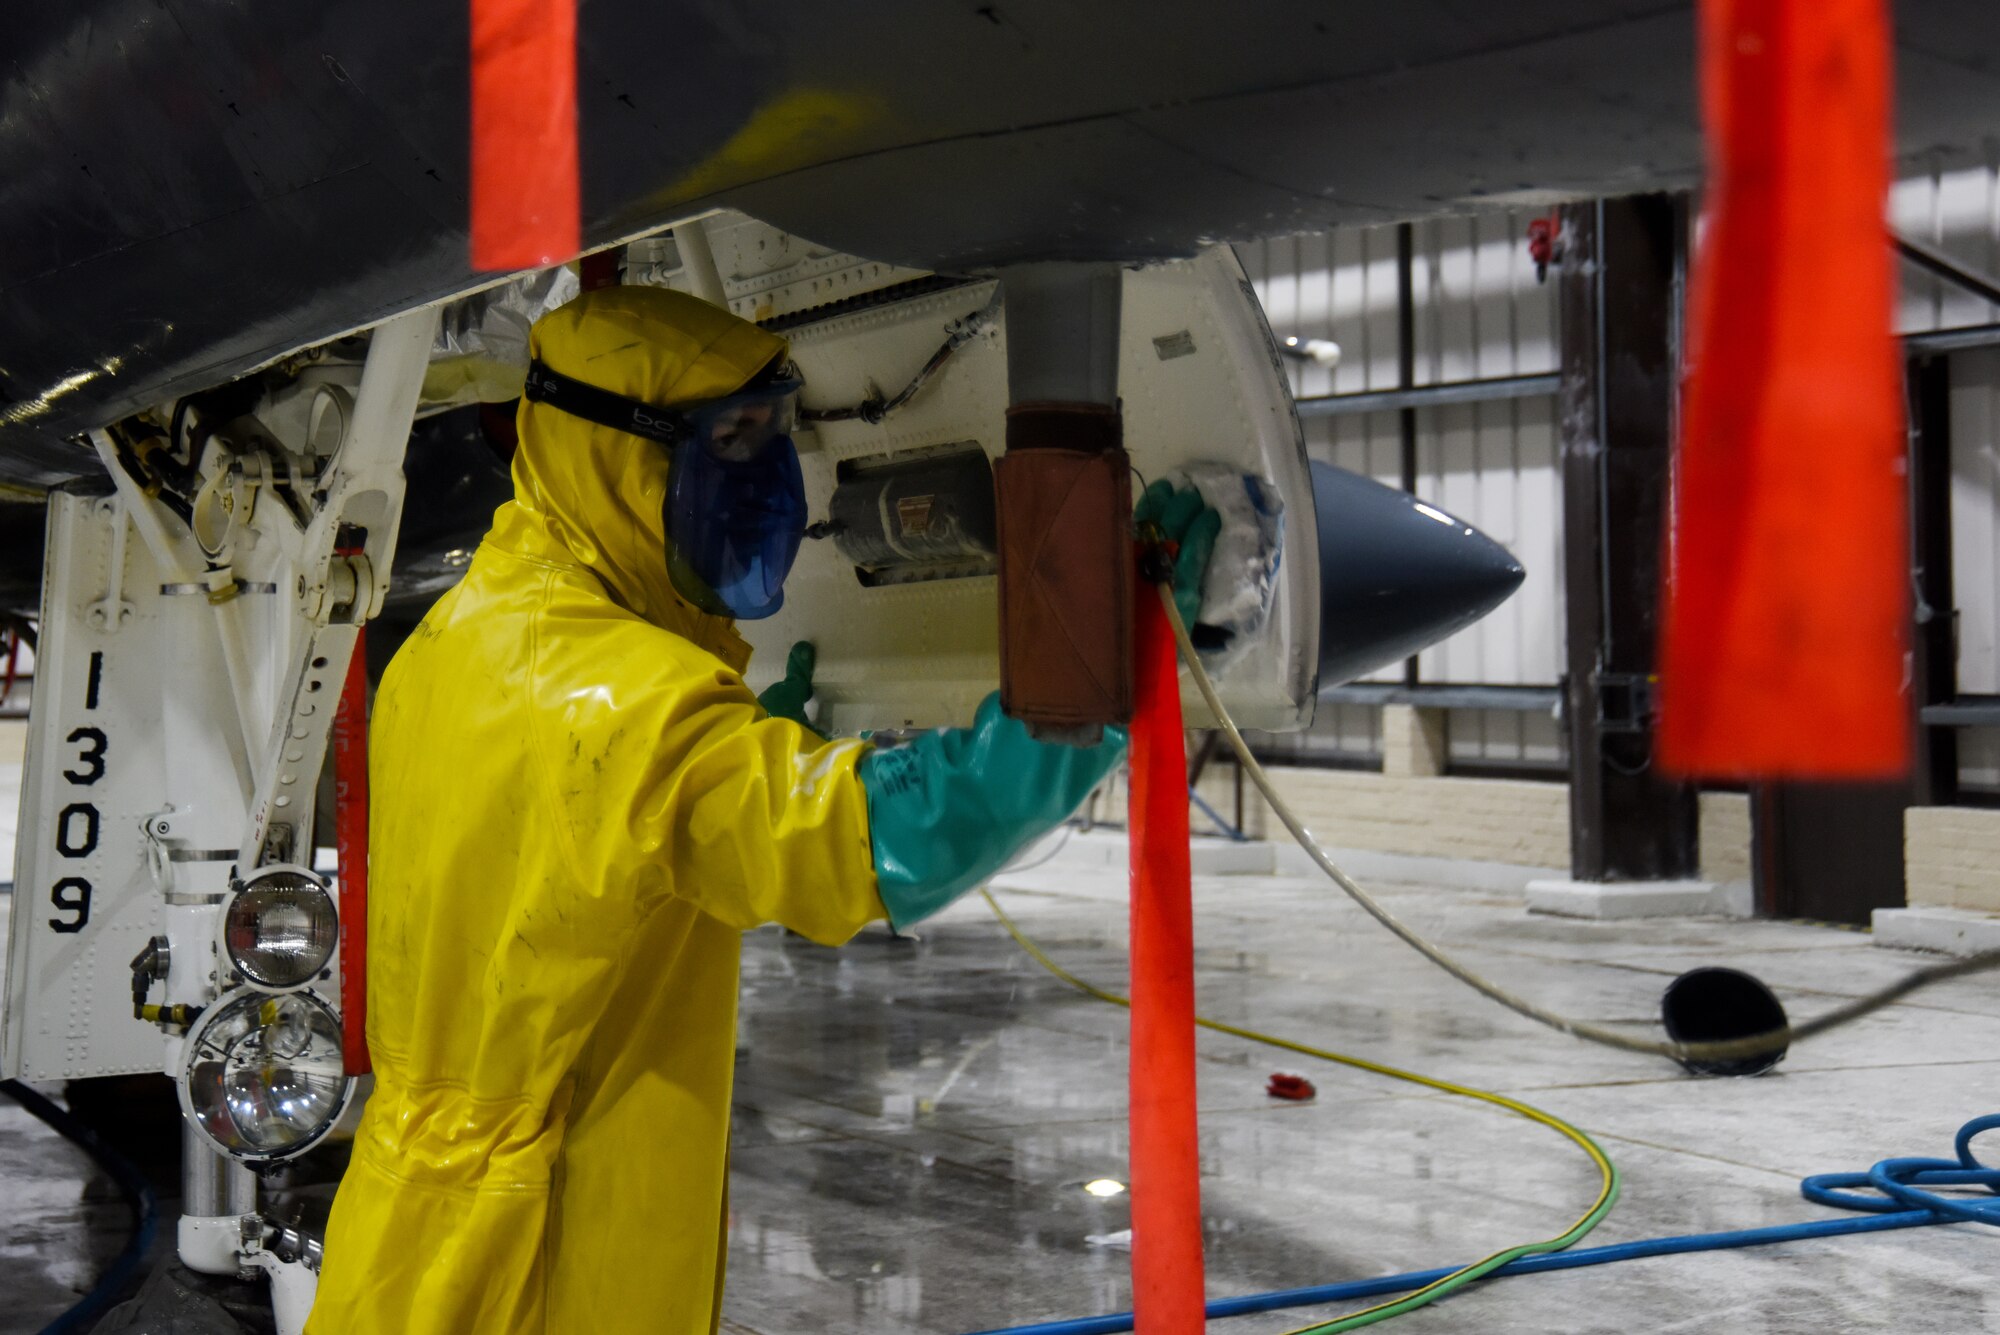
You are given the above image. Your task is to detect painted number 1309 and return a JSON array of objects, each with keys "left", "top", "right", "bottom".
[{"left": 47, "top": 651, "right": 106, "bottom": 934}]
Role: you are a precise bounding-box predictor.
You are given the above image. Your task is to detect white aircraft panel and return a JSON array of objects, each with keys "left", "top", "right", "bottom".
[
  {"left": 738, "top": 247, "right": 1318, "bottom": 734},
  {"left": 5, "top": 491, "right": 174, "bottom": 1080}
]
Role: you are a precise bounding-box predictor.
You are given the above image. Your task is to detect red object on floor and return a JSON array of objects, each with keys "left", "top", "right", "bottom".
[
  {"left": 334, "top": 633, "right": 372, "bottom": 1076},
  {"left": 1266, "top": 1073, "right": 1317, "bottom": 1101},
  {"left": 469, "top": 0, "right": 579, "bottom": 270},
  {"left": 1658, "top": 0, "right": 1909, "bottom": 779},
  {"left": 1128, "top": 588, "right": 1206, "bottom": 1334}
]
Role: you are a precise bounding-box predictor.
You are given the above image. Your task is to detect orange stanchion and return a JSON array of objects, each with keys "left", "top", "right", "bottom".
[
  {"left": 470, "top": 0, "right": 579, "bottom": 269},
  {"left": 1128, "top": 588, "right": 1206, "bottom": 1333},
  {"left": 334, "top": 633, "right": 372, "bottom": 1076},
  {"left": 1659, "top": 0, "right": 1908, "bottom": 778}
]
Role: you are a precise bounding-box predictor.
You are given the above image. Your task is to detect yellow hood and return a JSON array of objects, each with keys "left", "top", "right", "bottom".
[{"left": 485, "top": 284, "right": 789, "bottom": 637}]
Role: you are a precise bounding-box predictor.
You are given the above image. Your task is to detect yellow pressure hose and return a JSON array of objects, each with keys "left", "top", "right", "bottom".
[{"left": 977, "top": 889, "right": 1620, "bottom": 1333}]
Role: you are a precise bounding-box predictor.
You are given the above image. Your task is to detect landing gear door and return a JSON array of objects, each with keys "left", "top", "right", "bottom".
[{"left": 4, "top": 490, "right": 176, "bottom": 1080}]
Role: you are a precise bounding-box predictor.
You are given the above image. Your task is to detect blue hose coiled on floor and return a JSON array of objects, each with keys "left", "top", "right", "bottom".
[
  {"left": 1801, "top": 1112, "right": 2000, "bottom": 1223},
  {"left": 965, "top": 1114, "right": 2000, "bottom": 1335}
]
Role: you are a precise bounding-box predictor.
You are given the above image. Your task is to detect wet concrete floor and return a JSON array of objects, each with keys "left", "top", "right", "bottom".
[
  {"left": 6, "top": 828, "right": 2000, "bottom": 1332},
  {"left": 720, "top": 837, "right": 2000, "bottom": 1334}
]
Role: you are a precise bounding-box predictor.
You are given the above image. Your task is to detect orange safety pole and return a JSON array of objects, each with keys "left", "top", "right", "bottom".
[
  {"left": 469, "top": 0, "right": 579, "bottom": 270},
  {"left": 1658, "top": 0, "right": 1908, "bottom": 779},
  {"left": 334, "top": 632, "right": 372, "bottom": 1076},
  {"left": 1128, "top": 587, "right": 1206, "bottom": 1333}
]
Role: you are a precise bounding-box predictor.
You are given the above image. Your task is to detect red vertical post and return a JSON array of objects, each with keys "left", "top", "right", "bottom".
[
  {"left": 334, "top": 633, "right": 372, "bottom": 1076},
  {"left": 1658, "top": 0, "right": 1908, "bottom": 778},
  {"left": 469, "top": 0, "right": 579, "bottom": 270},
  {"left": 1128, "top": 589, "right": 1206, "bottom": 1333}
]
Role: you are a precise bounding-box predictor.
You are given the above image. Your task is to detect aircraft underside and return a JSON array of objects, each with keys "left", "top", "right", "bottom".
[{"left": 5, "top": 0, "right": 2000, "bottom": 488}]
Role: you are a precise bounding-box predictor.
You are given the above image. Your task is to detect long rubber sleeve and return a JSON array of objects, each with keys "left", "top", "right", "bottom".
[{"left": 862, "top": 693, "right": 1125, "bottom": 929}]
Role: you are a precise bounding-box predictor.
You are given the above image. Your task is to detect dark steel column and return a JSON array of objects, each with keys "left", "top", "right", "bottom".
[
  {"left": 1558, "top": 195, "right": 1699, "bottom": 881},
  {"left": 1909, "top": 351, "right": 1959, "bottom": 806},
  {"left": 1397, "top": 222, "right": 1421, "bottom": 688},
  {"left": 1760, "top": 349, "right": 1944, "bottom": 923},
  {"left": 1750, "top": 351, "right": 1945, "bottom": 924}
]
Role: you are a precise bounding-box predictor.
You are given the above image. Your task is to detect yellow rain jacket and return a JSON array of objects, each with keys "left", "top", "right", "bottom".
[{"left": 309, "top": 287, "right": 885, "bottom": 1335}]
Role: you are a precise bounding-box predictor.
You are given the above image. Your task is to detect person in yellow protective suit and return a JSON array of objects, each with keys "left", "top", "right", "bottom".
[{"left": 307, "top": 286, "right": 1211, "bottom": 1334}]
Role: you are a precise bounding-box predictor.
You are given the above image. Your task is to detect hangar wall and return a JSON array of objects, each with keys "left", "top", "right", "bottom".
[
  {"left": 1234, "top": 168, "right": 2000, "bottom": 900},
  {"left": 1238, "top": 213, "right": 1567, "bottom": 777}
]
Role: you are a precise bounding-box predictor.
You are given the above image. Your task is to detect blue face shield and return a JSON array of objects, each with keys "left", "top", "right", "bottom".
[
  {"left": 662, "top": 427, "right": 807, "bottom": 621},
  {"left": 523, "top": 360, "right": 810, "bottom": 620}
]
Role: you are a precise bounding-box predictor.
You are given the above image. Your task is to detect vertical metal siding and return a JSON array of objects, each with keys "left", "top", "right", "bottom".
[
  {"left": 1893, "top": 162, "right": 2000, "bottom": 334},
  {"left": 1244, "top": 170, "right": 2000, "bottom": 782},
  {"left": 1893, "top": 164, "right": 2000, "bottom": 793},
  {"left": 1241, "top": 212, "right": 1564, "bottom": 767}
]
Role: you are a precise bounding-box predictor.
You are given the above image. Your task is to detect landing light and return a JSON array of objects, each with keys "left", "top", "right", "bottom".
[
  {"left": 178, "top": 990, "right": 353, "bottom": 1162},
  {"left": 223, "top": 866, "right": 337, "bottom": 991},
  {"left": 1083, "top": 1178, "right": 1127, "bottom": 1198}
]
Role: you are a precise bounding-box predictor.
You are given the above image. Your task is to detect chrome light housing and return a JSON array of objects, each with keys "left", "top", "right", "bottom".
[
  {"left": 223, "top": 865, "right": 338, "bottom": 991},
  {"left": 178, "top": 990, "right": 354, "bottom": 1162}
]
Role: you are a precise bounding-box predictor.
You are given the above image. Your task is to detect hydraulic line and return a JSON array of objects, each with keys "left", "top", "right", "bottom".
[
  {"left": 979, "top": 891, "right": 1619, "bottom": 1335},
  {"left": 1154, "top": 584, "right": 2000, "bottom": 1065},
  {"left": 0, "top": 1079, "right": 160, "bottom": 1335},
  {"left": 799, "top": 303, "right": 995, "bottom": 426}
]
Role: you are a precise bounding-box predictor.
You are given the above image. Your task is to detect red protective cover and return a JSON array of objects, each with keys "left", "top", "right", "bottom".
[
  {"left": 994, "top": 445, "right": 1135, "bottom": 729},
  {"left": 334, "top": 636, "right": 372, "bottom": 1076},
  {"left": 1128, "top": 589, "right": 1205, "bottom": 1333},
  {"left": 1659, "top": 0, "right": 1908, "bottom": 778},
  {"left": 470, "top": 0, "right": 579, "bottom": 269}
]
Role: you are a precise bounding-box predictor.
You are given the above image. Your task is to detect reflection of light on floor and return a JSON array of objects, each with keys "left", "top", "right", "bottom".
[{"left": 1083, "top": 1178, "right": 1126, "bottom": 1198}]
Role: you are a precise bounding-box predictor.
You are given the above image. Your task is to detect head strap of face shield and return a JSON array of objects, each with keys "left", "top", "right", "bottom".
[{"left": 523, "top": 359, "right": 689, "bottom": 446}]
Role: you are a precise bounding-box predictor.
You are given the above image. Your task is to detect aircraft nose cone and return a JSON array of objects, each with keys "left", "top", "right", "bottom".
[{"left": 1312, "top": 461, "right": 1526, "bottom": 687}]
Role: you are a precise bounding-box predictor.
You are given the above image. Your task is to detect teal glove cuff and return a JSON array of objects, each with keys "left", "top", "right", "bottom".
[{"left": 861, "top": 693, "right": 1126, "bottom": 929}]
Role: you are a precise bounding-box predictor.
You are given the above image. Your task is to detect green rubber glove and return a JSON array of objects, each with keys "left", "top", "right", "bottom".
[
  {"left": 1135, "top": 479, "right": 1221, "bottom": 628},
  {"left": 757, "top": 641, "right": 820, "bottom": 734},
  {"left": 861, "top": 693, "right": 1126, "bottom": 929}
]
